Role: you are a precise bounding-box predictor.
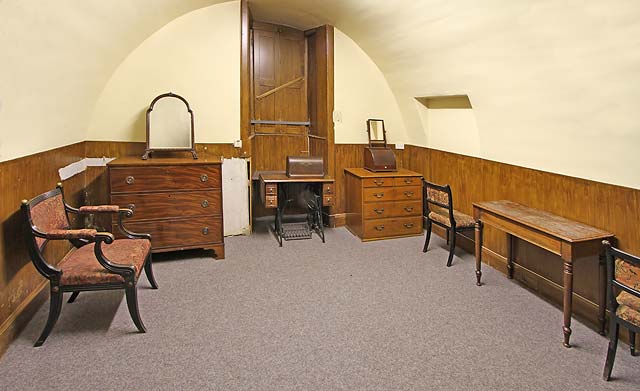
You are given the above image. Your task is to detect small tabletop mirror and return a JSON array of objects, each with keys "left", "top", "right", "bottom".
[
  {"left": 142, "top": 92, "right": 197, "bottom": 160},
  {"left": 366, "top": 118, "right": 387, "bottom": 148}
]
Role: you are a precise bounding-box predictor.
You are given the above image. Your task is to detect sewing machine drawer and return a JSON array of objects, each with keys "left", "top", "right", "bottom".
[
  {"left": 110, "top": 165, "right": 221, "bottom": 194},
  {"left": 394, "top": 176, "right": 421, "bottom": 187}
]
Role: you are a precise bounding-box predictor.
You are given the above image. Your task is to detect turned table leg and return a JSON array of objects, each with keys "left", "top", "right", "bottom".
[
  {"left": 562, "top": 259, "right": 574, "bottom": 347},
  {"left": 507, "top": 233, "right": 515, "bottom": 279},
  {"left": 475, "top": 221, "right": 483, "bottom": 286}
]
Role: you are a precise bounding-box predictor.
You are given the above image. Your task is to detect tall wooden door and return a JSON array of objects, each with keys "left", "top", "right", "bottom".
[{"left": 251, "top": 22, "right": 309, "bottom": 171}]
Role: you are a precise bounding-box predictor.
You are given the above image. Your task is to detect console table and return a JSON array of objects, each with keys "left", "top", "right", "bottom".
[{"left": 473, "top": 200, "right": 614, "bottom": 347}]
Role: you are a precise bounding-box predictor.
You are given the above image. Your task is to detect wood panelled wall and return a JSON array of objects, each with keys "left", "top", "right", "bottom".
[
  {"left": 0, "top": 143, "right": 86, "bottom": 356},
  {"left": 0, "top": 141, "right": 241, "bottom": 356},
  {"left": 401, "top": 144, "right": 640, "bottom": 329}
]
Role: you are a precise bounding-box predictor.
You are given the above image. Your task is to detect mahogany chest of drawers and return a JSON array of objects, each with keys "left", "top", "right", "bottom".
[
  {"left": 344, "top": 168, "right": 423, "bottom": 241},
  {"left": 108, "top": 157, "right": 224, "bottom": 258}
]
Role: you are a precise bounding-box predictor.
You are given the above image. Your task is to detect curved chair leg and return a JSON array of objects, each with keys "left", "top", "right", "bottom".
[
  {"left": 630, "top": 331, "right": 637, "bottom": 356},
  {"left": 445, "top": 229, "right": 449, "bottom": 245},
  {"left": 144, "top": 254, "right": 159, "bottom": 289},
  {"left": 125, "top": 285, "right": 146, "bottom": 333},
  {"left": 603, "top": 320, "right": 619, "bottom": 381},
  {"left": 35, "top": 288, "right": 63, "bottom": 347},
  {"left": 67, "top": 291, "right": 80, "bottom": 303},
  {"left": 422, "top": 220, "right": 433, "bottom": 253},
  {"left": 446, "top": 230, "right": 457, "bottom": 267}
]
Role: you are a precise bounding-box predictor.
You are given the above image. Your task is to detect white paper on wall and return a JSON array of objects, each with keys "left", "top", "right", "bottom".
[
  {"left": 58, "top": 157, "right": 115, "bottom": 181},
  {"left": 222, "top": 157, "right": 250, "bottom": 236}
]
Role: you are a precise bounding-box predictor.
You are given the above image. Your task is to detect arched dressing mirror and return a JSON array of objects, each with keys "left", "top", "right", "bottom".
[
  {"left": 142, "top": 92, "right": 197, "bottom": 160},
  {"left": 366, "top": 118, "right": 387, "bottom": 148}
]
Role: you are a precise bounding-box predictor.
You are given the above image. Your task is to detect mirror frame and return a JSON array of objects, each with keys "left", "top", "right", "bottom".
[
  {"left": 366, "top": 118, "right": 388, "bottom": 148},
  {"left": 142, "top": 92, "right": 197, "bottom": 160}
]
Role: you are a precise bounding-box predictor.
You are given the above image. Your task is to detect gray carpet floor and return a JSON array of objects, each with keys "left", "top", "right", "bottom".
[{"left": 1, "top": 226, "right": 638, "bottom": 390}]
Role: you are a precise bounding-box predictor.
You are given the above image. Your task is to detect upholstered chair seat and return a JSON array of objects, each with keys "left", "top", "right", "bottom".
[
  {"left": 59, "top": 239, "right": 151, "bottom": 286},
  {"left": 428, "top": 210, "right": 476, "bottom": 228}
]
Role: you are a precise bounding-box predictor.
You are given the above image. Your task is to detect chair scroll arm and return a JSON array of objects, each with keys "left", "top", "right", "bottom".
[
  {"left": 65, "top": 204, "right": 122, "bottom": 214},
  {"left": 116, "top": 209, "right": 151, "bottom": 240},
  {"left": 92, "top": 233, "right": 137, "bottom": 279}
]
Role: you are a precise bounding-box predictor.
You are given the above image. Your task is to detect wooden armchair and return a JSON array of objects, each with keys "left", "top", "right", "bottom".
[
  {"left": 603, "top": 241, "right": 640, "bottom": 380},
  {"left": 422, "top": 180, "right": 476, "bottom": 267},
  {"left": 21, "top": 183, "right": 158, "bottom": 347}
]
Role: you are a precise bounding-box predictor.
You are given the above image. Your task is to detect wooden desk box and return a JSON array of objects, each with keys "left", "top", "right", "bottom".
[
  {"left": 344, "top": 168, "right": 423, "bottom": 241},
  {"left": 108, "top": 157, "right": 224, "bottom": 258}
]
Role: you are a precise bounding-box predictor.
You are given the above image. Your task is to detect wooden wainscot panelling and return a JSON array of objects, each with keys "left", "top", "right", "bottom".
[
  {"left": 405, "top": 144, "right": 640, "bottom": 338},
  {"left": 0, "top": 143, "right": 86, "bottom": 357}
]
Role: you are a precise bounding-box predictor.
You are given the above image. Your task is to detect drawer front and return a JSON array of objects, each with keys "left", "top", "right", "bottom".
[
  {"left": 363, "top": 186, "right": 422, "bottom": 202},
  {"left": 323, "top": 183, "right": 334, "bottom": 194},
  {"left": 323, "top": 194, "right": 335, "bottom": 207},
  {"left": 116, "top": 217, "right": 223, "bottom": 250},
  {"left": 265, "top": 196, "right": 277, "bottom": 208},
  {"left": 363, "top": 216, "right": 423, "bottom": 239},
  {"left": 265, "top": 184, "right": 277, "bottom": 195},
  {"left": 111, "top": 190, "right": 221, "bottom": 221},
  {"left": 394, "top": 176, "right": 421, "bottom": 187},
  {"left": 363, "top": 200, "right": 422, "bottom": 219},
  {"left": 110, "top": 165, "right": 221, "bottom": 193},
  {"left": 363, "top": 177, "right": 394, "bottom": 188}
]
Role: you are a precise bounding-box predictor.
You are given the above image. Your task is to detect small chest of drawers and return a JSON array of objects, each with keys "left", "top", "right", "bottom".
[
  {"left": 108, "top": 157, "right": 224, "bottom": 258},
  {"left": 344, "top": 168, "right": 423, "bottom": 241}
]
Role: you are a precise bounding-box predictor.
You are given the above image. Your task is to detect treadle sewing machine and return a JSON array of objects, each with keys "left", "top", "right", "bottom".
[{"left": 257, "top": 156, "right": 334, "bottom": 246}]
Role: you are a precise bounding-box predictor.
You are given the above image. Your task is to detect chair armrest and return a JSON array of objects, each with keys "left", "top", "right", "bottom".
[
  {"left": 46, "top": 228, "right": 99, "bottom": 240},
  {"left": 78, "top": 205, "right": 121, "bottom": 214}
]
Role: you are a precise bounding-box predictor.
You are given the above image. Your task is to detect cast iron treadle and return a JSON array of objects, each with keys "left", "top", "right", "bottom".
[{"left": 281, "top": 222, "right": 312, "bottom": 241}]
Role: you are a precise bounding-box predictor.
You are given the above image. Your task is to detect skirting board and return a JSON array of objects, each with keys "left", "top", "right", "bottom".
[{"left": 0, "top": 280, "right": 49, "bottom": 357}]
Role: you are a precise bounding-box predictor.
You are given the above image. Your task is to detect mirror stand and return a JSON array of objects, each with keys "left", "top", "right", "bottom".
[{"left": 142, "top": 92, "right": 198, "bottom": 160}]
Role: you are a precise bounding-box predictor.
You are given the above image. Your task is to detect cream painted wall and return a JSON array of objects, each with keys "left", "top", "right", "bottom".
[
  {"left": 416, "top": 103, "right": 480, "bottom": 158},
  {"left": 333, "top": 29, "right": 407, "bottom": 144},
  {"left": 0, "top": 0, "right": 224, "bottom": 162},
  {"left": 88, "top": 2, "right": 240, "bottom": 143}
]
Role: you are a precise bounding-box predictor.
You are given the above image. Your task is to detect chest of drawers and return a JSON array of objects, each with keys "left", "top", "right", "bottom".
[
  {"left": 344, "top": 168, "right": 423, "bottom": 241},
  {"left": 108, "top": 157, "right": 224, "bottom": 258}
]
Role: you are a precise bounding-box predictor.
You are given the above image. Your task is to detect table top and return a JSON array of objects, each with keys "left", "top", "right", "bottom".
[
  {"left": 258, "top": 171, "right": 334, "bottom": 183},
  {"left": 108, "top": 156, "right": 222, "bottom": 166},
  {"left": 473, "top": 200, "right": 613, "bottom": 243},
  {"left": 344, "top": 168, "right": 422, "bottom": 178}
]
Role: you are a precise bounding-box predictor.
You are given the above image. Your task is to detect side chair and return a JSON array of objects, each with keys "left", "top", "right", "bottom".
[
  {"left": 21, "top": 183, "right": 158, "bottom": 347},
  {"left": 603, "top": 240, "right": 640, "bottom": 380},
  {"left": 422, "top": 180, "right": 476, "bottom": 266}
]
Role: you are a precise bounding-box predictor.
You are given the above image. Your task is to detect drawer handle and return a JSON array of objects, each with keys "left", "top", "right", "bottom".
[
  {"left": 202, "top": 227, "right": 209, "bottom": 235},
  {"left": 404, "top": 223, "right": 415, "bottom": 229},
  {"left": 403, "top": 191, "right": 414, "bottom": 197},
  {"left": 373, "top": 180, "right": 385, "bottom": 186},
  {"left": 373, "top": 208, "right": 385, "bottom": 215},
  {"left": 125, "top": 176, "right": 135, "bottom": 185},
  {"left": 374, "top": 225, "right": 385, "bottom": 231},
  {"left": 325, "top": 197, "right": 332, "bottom": 203},
  {"left": 325, "top": 186, "right": 332, "bottom": 192},
  {"left": 200, "top": 174, "right": 208, "bottom": 182},
  {"left": 404, "top": 178, "right": 414, "bottom": 184},
  {"left": 374, "top": 193, "right": 384, "bottom": 198},
  {"left": 201, "top": 200, "right": 209, "bottom": 208},
  {"left": 404, "top": 207, "right": 414, "bottom": 212},
  {"left": 127, "top": 204, "right": 136, "bottom": 212}
]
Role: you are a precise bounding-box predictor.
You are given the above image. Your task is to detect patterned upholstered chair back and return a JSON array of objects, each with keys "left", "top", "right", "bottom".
[
  {"left": 24, "top": 187, "right": 71, "bottom": 251},
  {"left": 423, "top": 181, "right": 454, "bottom": 222}
]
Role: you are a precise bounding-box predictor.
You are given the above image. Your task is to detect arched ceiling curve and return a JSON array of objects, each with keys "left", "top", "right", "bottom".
[{"left": 0, "top": 0, "right": 227, "bottom": 161}]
